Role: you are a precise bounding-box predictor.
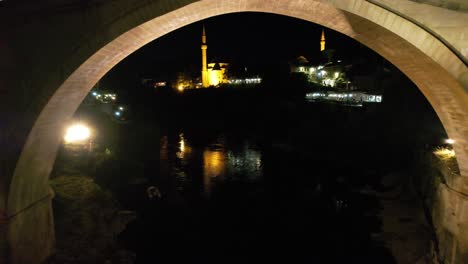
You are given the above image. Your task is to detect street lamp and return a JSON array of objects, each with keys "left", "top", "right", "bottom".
[
  {"left": 64, "top": 123, "right": 91, "bottom": 144},
  {"left": 445, "top": 138, "right": 455, "bottom": 145}
]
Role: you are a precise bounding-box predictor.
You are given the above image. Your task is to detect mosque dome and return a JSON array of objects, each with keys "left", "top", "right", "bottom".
[{"left": 295, "top": 56, "right": 309, "bottom": 65}]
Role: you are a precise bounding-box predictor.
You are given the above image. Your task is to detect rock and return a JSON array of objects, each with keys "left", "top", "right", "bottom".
[{"left": 111, "top": 210, "right": 137, "bottom": 237}]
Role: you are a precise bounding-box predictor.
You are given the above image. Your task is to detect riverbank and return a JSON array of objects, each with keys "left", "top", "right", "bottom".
[
  {"left": 46, "top": 174, "right": 136, "bottom": 264},
  {"left": 361, "top": 170, "right": 433, "bottom": 264}
]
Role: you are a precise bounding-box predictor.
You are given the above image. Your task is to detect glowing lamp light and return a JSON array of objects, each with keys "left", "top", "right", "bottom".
[
  {"left": 92, "top": 92, "right": 97, "bottom": 96},
  {"left": 445, "top": 138, "right": 455, "bottom": 145},
  {"left": 64, "top": 124, "right": 91, "bottom": 143},
  {"left": 115, "top": 111, "right": 121, "bottom": 116},
  {"left": 119, "top": 106, "right": 124, "bottom": 111},
  {"left": 433, "top": 147, "right": 455, "bottom": 159},
  {"left": 178, "top": 85, "right": 184, "bottom": 92}
]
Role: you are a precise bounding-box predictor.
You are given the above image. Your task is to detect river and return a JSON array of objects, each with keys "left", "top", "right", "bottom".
[
  {"left": 52, "top": 86, "right": 433, "bottom": 263},
  {"left": 103, "top": 88, "right": 397, "bottom": 263}
]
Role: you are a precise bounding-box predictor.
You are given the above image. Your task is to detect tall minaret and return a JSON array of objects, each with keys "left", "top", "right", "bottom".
[
  {"left": 201, "top": 25, "right": 209, "bottom": 88},
  {"left": 320, "top": 28, "right": 326, "bottom": 51}
]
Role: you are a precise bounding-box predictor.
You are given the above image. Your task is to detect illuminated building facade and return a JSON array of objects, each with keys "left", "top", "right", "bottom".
[
  {"left": 175, "top": 25, "right": 259, "bottom": 91},
  {"left": 201, "top": 26, "right": 209, "bottom": 87},
  {"left": 174, "top": 72, "right": 194, "bottom": 91},
  {"left": 201, "top": 26, "right": 229, "bottom": 87},
  {"left": 290, "top": 29, "right": 350, "bottom": 89},
  {"left": 320, "top": 28, "right": 326, "bottom": 51},
  {"left": 290, "top": 58, "right": 349, "bottom": 89},
  {"left": 207, "top": 62, "right": 229, "bottom": 86}
]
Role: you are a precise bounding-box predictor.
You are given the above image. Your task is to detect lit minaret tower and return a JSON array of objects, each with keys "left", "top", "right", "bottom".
[
  {"left": 320, "top": 28, "right": 326, "bottom": 51},
  {"left": 201, "top": 25, "right": 209, "bottom": 88}
]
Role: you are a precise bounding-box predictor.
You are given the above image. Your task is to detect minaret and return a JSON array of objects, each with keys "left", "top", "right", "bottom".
[
  {"left": 320, "top": 28, "right": 326, "bottom": 51},
  {"left": 201, "top": 25, "right": 209, "bottom": 88}
]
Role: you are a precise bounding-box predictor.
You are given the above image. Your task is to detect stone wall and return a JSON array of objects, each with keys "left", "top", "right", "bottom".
[
  {"left": 1, "top": 1, "right": 467, "bottom": 263},
  {"left": 415, "top": 152, "right": 468, "bottom": 263}
]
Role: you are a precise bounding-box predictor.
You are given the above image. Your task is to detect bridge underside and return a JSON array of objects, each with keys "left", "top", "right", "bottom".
[{"left": 1, "top": 0, "right": 467, "bottom": 263}]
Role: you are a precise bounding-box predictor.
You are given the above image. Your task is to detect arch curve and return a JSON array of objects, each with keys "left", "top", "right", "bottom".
[{"left": 5, "top": 0, "right": 468, "bottom": 263}]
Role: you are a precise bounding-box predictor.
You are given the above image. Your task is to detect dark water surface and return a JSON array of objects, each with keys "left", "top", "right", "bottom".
[
  {"left": 52, "top": 85, "right": 443, "bottom": 263},
  {"left": 95, "top": 89, "right": 400, "bottom": 264}
]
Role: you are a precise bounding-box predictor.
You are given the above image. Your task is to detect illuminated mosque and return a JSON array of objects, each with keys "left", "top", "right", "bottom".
[
  {"left": 201, "top": 26, "right": 229, "bottom": 87},
  {"left": 290, "top": 28, "right": 349, "bottom": 89},
  {"left": 174, "top": 25, "right": 260, "bottom": 91}
]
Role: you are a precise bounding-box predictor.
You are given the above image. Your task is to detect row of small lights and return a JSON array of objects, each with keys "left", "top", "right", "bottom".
[
  {"left": 91, "top": 91, "right": 117, "bottom": 101},
  {"left": 228, "top": 78, "right": 262, "bottom": 84},
  {"left": 307, "top": 92, "right": 382, "bottom": 100},
  {"left": 299, "top": 67, "right": 341, "bottom": 78}
]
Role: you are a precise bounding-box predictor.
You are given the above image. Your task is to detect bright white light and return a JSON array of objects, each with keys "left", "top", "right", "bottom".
[
  {"left": 64, "top": 124, "right": 91, "bottom": 143},
  {"left": 179, "top": 135, "right": 185, "bottom": 153},
  {"left": 446, "top": 139, "right": 455, "bottom": 144},
  {"left": 115, "top": 111, "right": 121, "bottom": 116},
  {"left": 334, "top": 72, "right": 339, "bottom": 78},
  {"left": 119, "top": 106, "right": 124, "bottom": 110},
  {"left": 92, "top": 92, "right": 97, "bottom": 96},
  {"left": 323, "top": 78, "right": 336, "bottom": 87}
]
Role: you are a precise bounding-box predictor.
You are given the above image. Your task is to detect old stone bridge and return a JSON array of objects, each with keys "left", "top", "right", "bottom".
[{"left": 1, "top": 0, "right": 467, "bottom": 263}]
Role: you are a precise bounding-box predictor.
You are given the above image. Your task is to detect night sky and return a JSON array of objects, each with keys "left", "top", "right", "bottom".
[{"left": 101, "top": 12, "right": 381, "bottom": 91}]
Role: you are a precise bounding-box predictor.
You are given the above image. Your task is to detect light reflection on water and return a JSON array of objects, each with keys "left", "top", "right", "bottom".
[
  {"left": 112, "top": 97, "right": 399, "bottom": 263},
  {"left": 165, "top": 132, "right": 262, "bottom": 196},
  {"left": 203, "top": 149, "right": 225, "bottom": 195}
]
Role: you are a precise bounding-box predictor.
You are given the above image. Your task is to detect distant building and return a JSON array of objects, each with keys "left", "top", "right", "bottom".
[
  {"left": 207, "top": 62, "right": 229, "bottom": 87},
  {"left": 290, "top": 56, "right": 311, "bottom": 74},
  {"left": 290, "top": 59, "right": 350, "bottom": 89},
  {"left": 174, "top": 72, "right": 195, "bottom": 91},
  {"left": 141, "top": 78, "right": 168, "bottom": 89},
  {"left": 320, "top": 28, "right": 326, "bottom": 51},
  {"left": 291, "top": 28, "right": 386, "bottom": 107},
  {"left": 201, "top": 26, "right": 229, "bottom": 87},
  {"left": 305, "top": 91, "right": 382, "bottom": 106},
  {"left": 289, "top": 29, "right": 352, "bottom": 89},
  {"left": 154, "top": 81, "right": 167, "bottom": 88},
  {"left": 174, "top": 25, "right": 260, "bottom": 91}
]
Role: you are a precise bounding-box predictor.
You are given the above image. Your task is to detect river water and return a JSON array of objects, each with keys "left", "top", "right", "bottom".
[
  {"left": 93, "top": 89, "right": 398, "bottom": 264},
  {"left": 51, "top": 86, "right": 418, "bottom": 263}
]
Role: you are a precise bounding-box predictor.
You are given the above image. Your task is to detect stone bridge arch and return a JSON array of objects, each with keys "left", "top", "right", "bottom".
[{"left": 2, "top": 0, "right": 467, "bottom": 263}]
